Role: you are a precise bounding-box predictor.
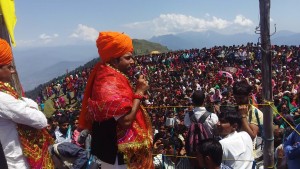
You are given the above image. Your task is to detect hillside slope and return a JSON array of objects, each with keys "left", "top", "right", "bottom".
[{"left": 26, "top": 39, "right": 169, "bottom": 101}]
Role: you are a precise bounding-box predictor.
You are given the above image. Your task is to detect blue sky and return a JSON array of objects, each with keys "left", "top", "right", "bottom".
[{"left": 13, "top": 0, "right": 300, "bottom": 48}]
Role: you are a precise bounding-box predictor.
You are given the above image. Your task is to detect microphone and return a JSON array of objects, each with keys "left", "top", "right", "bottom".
[
  {"left": 77, "top": 129, "right": 89, "bottom": 144},
  {"left": 133, "top": 70, "right": 151, "bottom": 97},
  {"left": 134, "top": 70, "right": 141, "bottom": 80}
]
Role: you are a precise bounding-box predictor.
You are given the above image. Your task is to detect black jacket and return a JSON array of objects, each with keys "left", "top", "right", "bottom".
[
  {"left": 0, "top": 142, "right": 8, "bottom": 169},
  {"left": 91, "top": 118, "right": 125, "bottom": 165}
]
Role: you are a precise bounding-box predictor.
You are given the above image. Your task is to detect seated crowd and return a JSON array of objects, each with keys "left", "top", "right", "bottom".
[{"left": 35, "top": 43, "right": 300, "bottom": 168}]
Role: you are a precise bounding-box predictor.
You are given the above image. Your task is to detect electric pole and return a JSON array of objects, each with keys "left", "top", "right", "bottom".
[{"left": 259, "top": 0, "right": 274, "bottom": 168}]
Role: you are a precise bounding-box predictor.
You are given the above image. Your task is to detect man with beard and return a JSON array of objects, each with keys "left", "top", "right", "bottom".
[
  {"left": 79, "top": 32, "right": 153, "bottom": 169},
  {"left": 54, "top": 115, "right": 71, "bottom": 143},
  {"left": 51, "top": 115, "right": 89, "bottom": 169}
]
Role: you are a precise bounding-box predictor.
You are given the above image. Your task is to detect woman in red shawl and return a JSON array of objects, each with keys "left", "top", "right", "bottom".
[{"left": 79, "top": 32, "right": 153, "bottom": 169}]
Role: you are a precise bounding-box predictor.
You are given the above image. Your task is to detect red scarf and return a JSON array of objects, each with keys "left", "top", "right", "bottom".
[{"left": 79, "top": 64, "right": 153, "bottom": 169}]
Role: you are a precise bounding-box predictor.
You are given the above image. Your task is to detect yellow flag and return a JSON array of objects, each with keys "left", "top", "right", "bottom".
[{"left": 0, "top": 0, "right": 17, "bottom": 46}]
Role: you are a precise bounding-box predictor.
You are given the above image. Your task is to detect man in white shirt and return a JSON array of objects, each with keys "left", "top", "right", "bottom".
[
  {"left": 0, "top": 38, "right": 48, "bottom": 169},
  {"left": 184, "top": 90, "right": 218, "bottom": 138},
  {"left": 233, "top": 80, "right": 264, "bottom": 166},
  {"left": 54, "top": 115, "right": 72, "bottom": 143},
  {"left": 217, "top": 105, "right": 254, "bottom": 169}
]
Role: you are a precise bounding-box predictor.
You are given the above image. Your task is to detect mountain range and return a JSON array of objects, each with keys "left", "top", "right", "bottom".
[
  {"left": 149, "top": 30, "right": 300, "bottom": 50},
  {"left": 14, "top": 45, "right": 97, "bottom": 91}
]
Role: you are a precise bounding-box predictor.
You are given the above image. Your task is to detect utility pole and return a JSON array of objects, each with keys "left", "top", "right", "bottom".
[
  {"left": 0, "top": 14, "right": 23, "bottom": 96},
  {"left": 259, "top": 0, "right": 274, "bottom": 168}
]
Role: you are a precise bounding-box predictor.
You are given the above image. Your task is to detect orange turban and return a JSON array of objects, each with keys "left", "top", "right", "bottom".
[
  {"left": 96, "top": 32, "right": 133, "bottom": 63},
  {"left": 0, "top": 39, "right": 13, "bottom": 65}
]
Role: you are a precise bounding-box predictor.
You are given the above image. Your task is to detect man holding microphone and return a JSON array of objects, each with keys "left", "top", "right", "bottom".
[{"left": 79, "top": 32, "right": 153, "bottom": 169}]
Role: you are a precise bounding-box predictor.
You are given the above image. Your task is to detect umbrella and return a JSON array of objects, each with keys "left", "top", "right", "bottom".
[{"left": 218, "top": 71, "right": 233, "bottom": 80}]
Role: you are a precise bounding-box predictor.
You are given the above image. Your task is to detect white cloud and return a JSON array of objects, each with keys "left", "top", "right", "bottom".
[
  {"left": 15, "top": 39, "right": 36, "bottom": 47},
  {"left": 16, "top": 33, "right": 59, "bottom": 47},
  {"left": 39, "top": 33, "right": 59, "bottom": 43},
  {"left": 70, "top": 24, "right": 98, "bottom": 41},
  {"left": 234, "top": 15, "right": 254, "bottom": 26},
  {"left": 124, "top": 13, "right": 254, "bottom": 36}
]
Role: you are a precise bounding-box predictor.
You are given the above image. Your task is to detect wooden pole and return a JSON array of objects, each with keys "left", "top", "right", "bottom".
[
  {"left": 0, "top": 14, "right": 23, "bottom": 96},
  {"left": 259, "top": 0, "right": 274, "bottom": 168}
]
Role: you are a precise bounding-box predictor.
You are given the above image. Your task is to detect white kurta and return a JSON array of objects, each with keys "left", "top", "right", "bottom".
[
  {"left": 0, "top": 92, "right": 48, "bottom": 169},
  {"left": 220, "top": 131, "right": 254, "bottom": 169}
]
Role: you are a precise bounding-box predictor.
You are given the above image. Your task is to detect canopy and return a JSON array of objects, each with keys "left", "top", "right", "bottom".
[{"left": 151, "top": 50, "right": 160, "bottom": 54}]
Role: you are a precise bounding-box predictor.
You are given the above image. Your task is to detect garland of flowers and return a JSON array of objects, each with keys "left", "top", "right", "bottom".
[
  {"left": 0, "top": 81, "right": 55, "bottom": 169},
  {"left": 0, "top": 82, "right": 20, "bottom": 99}
]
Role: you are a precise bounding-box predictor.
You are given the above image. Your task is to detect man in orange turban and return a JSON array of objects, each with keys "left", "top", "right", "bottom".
[
  {"left": 96, "top": 32, "right": 133, "bottom": 63},
  {"left": 0, "top": 38, "right": 50, "bottom": 168},
  {"left": 0, "top": 39, "right": 13, "bottom": 66},
  {"left": 79, "top": 32, "right": 153, "bottom": 169},
  {"left": 0, "top": 39, "right": 14, "bottom": 84}
]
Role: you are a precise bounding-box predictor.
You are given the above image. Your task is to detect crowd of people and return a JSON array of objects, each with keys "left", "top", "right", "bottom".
[
  {"left": 0, "top": 30, "right": 296, "bottom": 169},
  {"left": 35, "top": 68, "right": 90, "bottom": 111},
  {"left": 30, "top": 41, "right": 300, "bottom": 168}
]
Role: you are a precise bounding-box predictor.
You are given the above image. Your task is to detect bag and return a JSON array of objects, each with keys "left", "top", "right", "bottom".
[{"left": 185, "top": 111, "right": 211, "bottom": 155}]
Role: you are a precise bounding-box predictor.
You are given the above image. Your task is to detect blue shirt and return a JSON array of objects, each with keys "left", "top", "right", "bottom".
[{"left": 284, "top": 124, "right": 300, "bottom": 169}]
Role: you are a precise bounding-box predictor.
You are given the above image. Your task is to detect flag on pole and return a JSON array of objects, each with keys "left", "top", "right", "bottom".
[{"left": 0, "top": 0, "right": 17, "bottom": 46}]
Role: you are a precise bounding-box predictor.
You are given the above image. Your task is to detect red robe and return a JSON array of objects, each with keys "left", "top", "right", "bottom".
[{"left": 79, "top": 63, "right": 153, "bottom": 169}]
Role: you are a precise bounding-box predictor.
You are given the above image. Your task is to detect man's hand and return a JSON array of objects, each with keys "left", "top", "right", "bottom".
[
  {"left": 179, "top": 147, "right": 186, "bottom": 156},
  {"left": 118, "top": 75, "right": 149, "bottom": 129},
  {"left": 238, "top": 105, "right": 248, "bottom": 118},
  {"left": 153, "top": 139, "right": 164, "bottom": 154},
  {"left": 136, "top": 75, "right": 149, "bottom": 95},
  {"left": 153, "top": 139, "right": 162, "bottom": 149}
]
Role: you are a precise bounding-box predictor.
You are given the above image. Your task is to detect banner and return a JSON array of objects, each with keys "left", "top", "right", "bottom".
[{"left": 0, "top": 0, "right": 17, "bottom": 46}]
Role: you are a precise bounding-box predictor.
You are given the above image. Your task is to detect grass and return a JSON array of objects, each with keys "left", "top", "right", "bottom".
[{"left": 42, "top": 92, "right": 77, "bottom": 117}]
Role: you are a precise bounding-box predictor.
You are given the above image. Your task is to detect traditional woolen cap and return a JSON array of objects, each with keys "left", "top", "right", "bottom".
[
  {"left": 0, "top": 39, "right": 13, "bottom": 65},
  {"left": 96, "top": 32, "right": 133, "bottom": 63}
]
